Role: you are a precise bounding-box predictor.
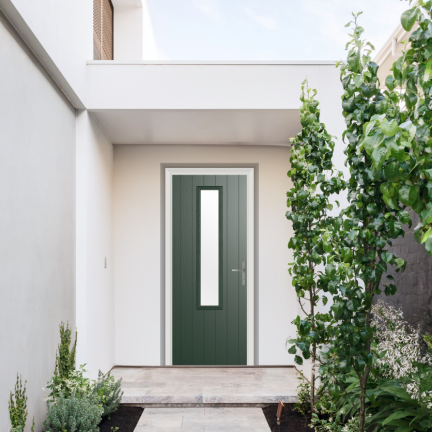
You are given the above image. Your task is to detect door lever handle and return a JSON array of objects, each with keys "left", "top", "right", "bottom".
[{"left": 232, "top": 261, "right": 246, "bottom": 286}]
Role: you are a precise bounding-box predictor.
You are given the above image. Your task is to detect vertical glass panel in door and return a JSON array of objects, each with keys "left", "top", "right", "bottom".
[{"left": 200, "top": 189, "right": 219, "bottom": 306}]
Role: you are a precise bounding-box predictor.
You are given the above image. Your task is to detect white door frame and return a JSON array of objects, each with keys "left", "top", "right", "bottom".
[{"left": 165, "top": 167, "right": 255, "bottom": 365}]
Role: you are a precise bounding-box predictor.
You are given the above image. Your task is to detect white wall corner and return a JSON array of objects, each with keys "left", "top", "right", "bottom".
[
  {"left": 112, "top": 0, "right": 158, "bottom": 60},
  {"left": 76, "top": 110, "right": 89, "bottom": 369}
]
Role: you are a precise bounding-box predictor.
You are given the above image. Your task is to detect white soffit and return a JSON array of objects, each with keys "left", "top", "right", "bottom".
[{"left": 90, "top": 109, "right": 300, "bottom": 145}]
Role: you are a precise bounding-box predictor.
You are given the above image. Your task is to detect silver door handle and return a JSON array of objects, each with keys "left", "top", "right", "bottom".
[{"left": 232, "top": 261, "right": 246, "bottom": 286}]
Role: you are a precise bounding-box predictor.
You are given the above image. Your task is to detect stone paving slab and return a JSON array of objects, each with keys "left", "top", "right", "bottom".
[
  {"left": 113, "top": 367, "right": 299, "bottom": 405},
  {"left": 134, "top": 407, "right": 270, "bottom": 431}
]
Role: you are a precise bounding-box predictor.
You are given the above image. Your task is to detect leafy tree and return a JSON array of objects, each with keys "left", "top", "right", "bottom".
[
  {"left": 320, "top": 12, "right": 410, "bottom": 432},
  {"left": 286, "top": 80, "right": 345, "bottom": 411},
  {"left": 376, "top": 0, "right": 432, "bottom": 255}
]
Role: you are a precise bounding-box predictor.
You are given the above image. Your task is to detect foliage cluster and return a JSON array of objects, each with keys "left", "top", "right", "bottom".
[
  {"left": 307, "top": 302, "right": 432, "bottom": 432},
  {"left": 9, "top": 375, "right": 34, "bottom": 432},
  {"left": 44, "top": 323, "right": 123, "bottom": 432},
  {"left": 286, "top": 80, "right": 346, "bottom": 409},
  {"left": 44, "top": 394, "right": 102, "bottom": 432},
  {"left": 289, "top": 1, "right": 432, "bottom": 430},
  {"left": 294, "top": 377, "right": 312, "bottom": 416}
]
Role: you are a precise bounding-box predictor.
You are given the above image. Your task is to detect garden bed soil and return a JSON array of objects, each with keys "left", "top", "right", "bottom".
[
  {"left": 262, "top": 404, "right": 313, "bottom": 432},
  {"left": 98, "top": 405, "right": 144, "bottom": 432}
]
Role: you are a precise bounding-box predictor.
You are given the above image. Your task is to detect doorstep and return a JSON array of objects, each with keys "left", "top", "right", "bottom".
[{"left": 110, "top": 366, "right": 299, "bottom": 405}]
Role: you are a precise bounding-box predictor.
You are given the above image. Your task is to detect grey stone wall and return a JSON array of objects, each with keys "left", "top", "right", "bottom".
[{"left": 376, "top": 209, "right": 432, "bottom": 334}]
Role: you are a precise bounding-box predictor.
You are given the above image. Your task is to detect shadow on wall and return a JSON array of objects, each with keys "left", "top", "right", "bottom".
[{"left": 377, "top": 209, "right": 432, "bottom": 334}]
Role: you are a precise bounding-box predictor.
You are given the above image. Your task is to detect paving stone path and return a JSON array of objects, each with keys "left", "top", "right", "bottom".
[{"left": 134, "top": 407, "right": 270, "bottom": 431}]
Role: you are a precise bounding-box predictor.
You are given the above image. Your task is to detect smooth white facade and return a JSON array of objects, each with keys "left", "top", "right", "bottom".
[
  {"left": 76, "top": 111, "right": 114, "bottom": 377},
  {"left": 0, "top": 10, "right": 76, "bottom": 429},
  {"left": 0, "top": 0, "right": 368, "bottom": 428},
  {"left": 113, "top": 0, "right": 158, "bottom": 61}
]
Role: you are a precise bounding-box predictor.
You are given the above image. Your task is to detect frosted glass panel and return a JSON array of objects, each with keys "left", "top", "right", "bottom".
[{"left": 200, "top": 190, "right": 219, "bottom": 306}]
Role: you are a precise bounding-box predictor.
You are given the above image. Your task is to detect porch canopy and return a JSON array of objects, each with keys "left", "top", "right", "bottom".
[{"left": 85, "top": 60, "right": 339, "bottom": 146}]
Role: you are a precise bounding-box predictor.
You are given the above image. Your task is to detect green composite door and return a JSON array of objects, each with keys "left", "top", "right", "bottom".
[{"left": 172, "top": 175, "right": 247, "bottom": 365}]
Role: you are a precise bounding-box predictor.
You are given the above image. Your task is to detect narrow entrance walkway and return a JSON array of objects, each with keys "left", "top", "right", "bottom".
[
  {"left": 134, "top": 407, "right": 270, "bottom": 431},
  {"left": 112, "top": 367, "right": 299, "bottom": 405}
]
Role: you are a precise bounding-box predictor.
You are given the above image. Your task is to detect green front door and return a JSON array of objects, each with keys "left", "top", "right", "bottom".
[{"left": 172, "top": 175, "right": 247, "bottom": 365}]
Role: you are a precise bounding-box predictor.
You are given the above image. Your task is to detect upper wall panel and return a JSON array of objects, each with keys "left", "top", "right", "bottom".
[
  {"left": 85, "top": 62, "right": 340, "bottom": 110},
  {"left": 0, "top": 0, "right": 92, "bottom": 106}
]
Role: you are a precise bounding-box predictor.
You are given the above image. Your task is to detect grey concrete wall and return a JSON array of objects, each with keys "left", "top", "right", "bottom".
[
  {"left": 377, "top": 209, "right": 432, "bottom": 334},
  {"left": 0, "top": 10, "right": 76, "bottom": 432}
]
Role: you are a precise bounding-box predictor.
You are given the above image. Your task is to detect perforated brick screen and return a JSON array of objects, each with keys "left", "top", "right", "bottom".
[{"left": 93, "top": 0, "right": 113, "bottom": 60}]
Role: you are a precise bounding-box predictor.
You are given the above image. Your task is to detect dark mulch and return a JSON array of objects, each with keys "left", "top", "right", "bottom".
[
  {"left": 262, "top": 404, "right": 313, "bottom": 432},
  {"left": 98, "top": 406, "right": 144, "bottom": 432}
]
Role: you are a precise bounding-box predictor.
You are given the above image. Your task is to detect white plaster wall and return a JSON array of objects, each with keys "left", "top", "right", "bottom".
[
  {"left": 113, "top": 145, "right": 296, "bottom": 365},
  {"left": 114, "top": 6, "right": 144, "bottom": 61},
  {"left": 2, "top": 0, "right": 93, "bottom": 103},
  {"left": 86, "top": 63, "right": 333, "bottom": 110},
  {"left": 114, "top": 1, "right": 158, "bottom": 61},
  {"left": 0, "top": 12, "right": 75, "bottom": 430},
  {"left": 76, "top": 111, "right": 114, "bottom": 378}
]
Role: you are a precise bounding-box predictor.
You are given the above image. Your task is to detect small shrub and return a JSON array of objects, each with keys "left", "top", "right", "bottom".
[
  {"left": 43, "top": 393, "right": 102, "bottom": 432},
  {"left": 372, "top": 300, "right": 432, "bottom": 401},
  {"left": 9, "top": 374, "right": 32, "bottom": 432},
  {"left": 91, "top": 370, "right": 123, "bottom": 417},
  {"left": 294, "top": 378, "right": 311, "bottom": 416},
  {"left": 47, "top": 364, "right": 91, "bottom": 401},
  {"left": 48, "top": 323, "right": 77, "bottom": 400},
  {"left": 310, "top": 392, "right": 344, "bottom": 432}
]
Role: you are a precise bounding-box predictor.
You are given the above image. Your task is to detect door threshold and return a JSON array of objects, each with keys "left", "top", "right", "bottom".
[{"left": 113, "top": 365, "right": 296, "bottom": 369}]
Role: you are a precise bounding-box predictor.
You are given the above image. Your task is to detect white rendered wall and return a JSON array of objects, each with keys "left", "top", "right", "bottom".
[
  {"left": 113, "top": 145, "right": 296, "bottom": 365},
  {"left": 113, "top": 1, "right": 158, "bottom": 61},
  {"left": 1, "top": 0, "right": 93, "bottom": 104},
  {"left": 0, "top": 11, "right": 76, "bottom": 430},
  {"left": 76, "top": 111, "right": 114, "bottom": 378}
]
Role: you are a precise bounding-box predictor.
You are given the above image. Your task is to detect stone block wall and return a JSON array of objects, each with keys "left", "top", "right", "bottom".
[{"left": 376, "top": 209, "right": 432, "bottom": 334}]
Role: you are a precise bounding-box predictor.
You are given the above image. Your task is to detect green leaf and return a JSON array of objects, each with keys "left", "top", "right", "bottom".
[
  {"left": 381, "top": 119, "right": 399, "bottom": 137},
  {"left": 288, "top": 345, "right": 297, "bottom": 355},
  {"left": 322, "top": 296, "right": 328, "bottom": 306},
  {"left": 425, "top": 237, "right": 432, "bottom": 253},
  {"left": 382, "top": 251, "right": 394, "bottom": 263},
  {"left": 394, "top": 426, "right": 414, "bottom": 432},
  {"left": 398, "top": 210, "right": 411, "bottom": 225},
  {"left": 341, "top": 247, "right": 353, "bottom": 263},
  {"left": 384, "top": 161, "right": 402, "bottom": 182},
  {"left": 325, "top": 264, "right": 336, "bottom": 279},
  {"left": 385, "top": 75, "right": 396, "bottom": 91},
  {"left": 401, "top": 7, "right": 418, "bottom": 31},
  {"left": 347, "top": 299, "right": 358, "bottom": 311},
  {"left": 425, "top": 58, "right": 432, "bottom": 82},
  {"left": 349, "top": 333, "right": 360, "bottom": 345},
  {"left": 399, "top": 185, "right": 419, "bottom": 206},
  {"left": 364, "top": 132, "right": 385, "bottom": 155},
  {"left": 294, "top": 355, "right": 303, "bottom": 365},
  {"left": 421, "top": 229, "right": 432, "bottom": 243},
  {"left": 372, "top": 146, "right": 389, "bottom": 170},
  {"left": 383, "top": 410, "right": 418, "bottom": 426},
  {"left": 347, "top": 49, "right": 361, "bottom": 73}
]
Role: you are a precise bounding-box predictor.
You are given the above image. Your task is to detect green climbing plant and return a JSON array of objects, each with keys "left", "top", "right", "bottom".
[
  {"left": 377, "top": 0, "right": 432, "bottom": 255},
  {"left": 286, "top": 80, "right": 345, "bottom": 412},
  {"left": 318, "top": 12, "right": 411, "bottom": 432}
]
